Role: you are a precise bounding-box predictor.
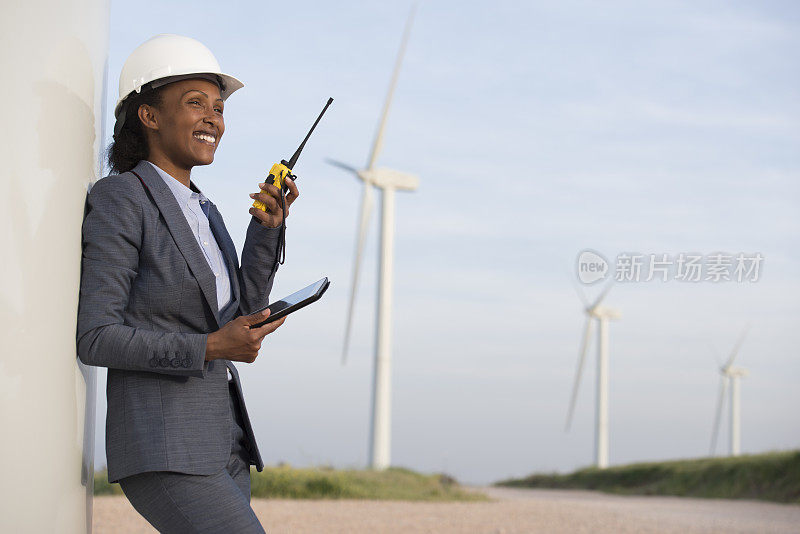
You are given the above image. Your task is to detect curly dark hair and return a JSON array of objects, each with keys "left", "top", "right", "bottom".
[{"left": 107, "top": 85, "right": 164, "bottom": 174}]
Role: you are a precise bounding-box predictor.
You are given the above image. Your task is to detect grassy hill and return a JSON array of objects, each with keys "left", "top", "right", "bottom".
[
  {"left": 95, "top": 465, "right": 486, "bottom": 501},
  {"left": 496, "top": 450, "right": 800, "bottom": 504}
]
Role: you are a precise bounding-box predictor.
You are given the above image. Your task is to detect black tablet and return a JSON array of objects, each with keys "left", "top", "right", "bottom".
[{"left": 249, "top": 277, "right": 330, "bottom": 328}]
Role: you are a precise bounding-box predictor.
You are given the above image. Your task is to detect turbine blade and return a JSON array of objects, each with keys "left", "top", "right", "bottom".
[
  {"left": 709, "top": 342, "right": 723, "bottom": 369},
  {"left": 366, "top": 6, "right": 416, "bottom": 170},
  {"left": 341, "top": 184, "right": 375, "bottom": 365},
  {"left": 709, "top": 375, "right": 728, "bottom": 455},
  {"left": 725, "top": 324, "right": 750, "bottom": 368},
  {"left": 571, "top": 281, "right": 589, "bottom": 307},
  {"left": 326, "top": 158, "right": 359, "bottom": 175},
  {"left": 591, "top": 281, "right": 613, "bottom": 309},
  {"left": 565, "top": 317, "right": 593, "bottom": 431}
]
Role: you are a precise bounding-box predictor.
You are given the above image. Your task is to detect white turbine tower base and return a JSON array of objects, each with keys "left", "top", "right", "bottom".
[
  {"left": 372, "top": 186, "right": 395, "bottom": 470},
  {"left": 729, "top": 368, "right": 748, "bottom": 456},
  {"left": 566, "top": 284, "right": 620, "bottom": 469},
  {"left": 329, "top": 8, "right": 418, "bottom": 470},
  {"left": 596, "top": 313, "right": 610, "bottom": 468}
]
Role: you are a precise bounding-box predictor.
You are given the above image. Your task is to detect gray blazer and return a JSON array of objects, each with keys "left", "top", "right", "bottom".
[{"left": 77, "top": 160, "right": 280, "bottom": 483}]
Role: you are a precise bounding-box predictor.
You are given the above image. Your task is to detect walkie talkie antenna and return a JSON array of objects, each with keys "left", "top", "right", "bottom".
[{"left": 283, "top": 97, "right": 334, "bottom": 169}]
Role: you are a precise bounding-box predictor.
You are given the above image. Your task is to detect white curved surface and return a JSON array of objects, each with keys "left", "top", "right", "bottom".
[{"left": 0, "top": 1, "right": 109, "bottom": 532}]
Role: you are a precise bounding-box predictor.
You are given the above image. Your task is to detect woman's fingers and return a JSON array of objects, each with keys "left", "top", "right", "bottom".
[
  {"left": 249, "top": 207, "right": 280, "bottom": 228},
  {"left": 258, "top": 182, "right": 282, "bottom": 199},
  {"left": 251, "top": 316, "right": 286, "bottom": 340},
  {"left": 243, "top": 308, "right": 270, "bottom": 326},
  {"left": 215, "top": 311, "right": 286, "bottom": 364},
  {"left": 248, "top": 175, "right": 298, "bottom": 227},
  {"left": 285, "top": 177, "right": 300, "bottom": 206},
  {"left": 250, "top": 191, "right": 279, "bottom": 212},
  {"left": 259, "top": 178, "right": 299, "bottom": 207},
  {"left": 249, "top": 188, "right": 283, "bottom": 227},
  {"left": 250, "top": 186, "right": 292, "bottom": 226}
]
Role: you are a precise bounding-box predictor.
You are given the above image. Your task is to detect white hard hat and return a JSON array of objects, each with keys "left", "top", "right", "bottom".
[{"left": 114, "top": 34, "right": 244, "bottom": 134}]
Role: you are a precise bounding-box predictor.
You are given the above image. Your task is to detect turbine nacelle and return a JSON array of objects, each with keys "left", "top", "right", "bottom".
[
  {"left": 721, "top": 366, "right": 749, "bottom": 378},
  {"left": 588, "top": 306, "right": 621, "bottom": 320},
  {"left": 358, "top": 167, "right": 419, "bottom": 191}
]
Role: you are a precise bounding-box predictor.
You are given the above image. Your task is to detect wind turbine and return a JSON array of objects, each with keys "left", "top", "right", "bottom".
[
  {"left": 710, "top": 327, "right": 750, "bottom": 457},
  {"left": 565, "top": 283, "right": 621, "bottom": 469},
  {"left": 328, "top": 8, "right": 419, "bottom": 471}
]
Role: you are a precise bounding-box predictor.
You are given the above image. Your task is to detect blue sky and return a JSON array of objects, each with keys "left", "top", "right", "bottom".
[{"left": 95, "top": 0, "right": 800, "bottom": 483}]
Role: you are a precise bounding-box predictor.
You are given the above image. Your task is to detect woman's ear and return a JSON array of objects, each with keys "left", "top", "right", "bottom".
[{"left": 137, "top": 103, "right": 159, "bottom": 132}]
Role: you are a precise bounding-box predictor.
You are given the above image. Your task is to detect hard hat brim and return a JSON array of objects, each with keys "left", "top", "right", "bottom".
[
  {"left": 114, "top": 71, "right": 244, "bottom": 119},
  {"left": 112, "top": 71, "right": 243, "bottom": 137}
]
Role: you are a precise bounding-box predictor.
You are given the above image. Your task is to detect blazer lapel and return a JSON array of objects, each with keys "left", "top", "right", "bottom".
[
  {"left": 207, "top": 203, "right": 241, "bottom": 308},
  {"left": 131, "top": 160, "right": 220, "bottom": 327}
]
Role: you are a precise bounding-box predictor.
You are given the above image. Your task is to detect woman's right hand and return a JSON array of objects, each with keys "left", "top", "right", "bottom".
[{"left": 205, "top": 309, "right": 286, "bottom": 363}]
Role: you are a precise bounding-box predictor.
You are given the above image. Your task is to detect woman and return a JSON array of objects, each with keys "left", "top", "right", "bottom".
[{"left": 76, "top": 34, "right": 294, "bottom": 533}]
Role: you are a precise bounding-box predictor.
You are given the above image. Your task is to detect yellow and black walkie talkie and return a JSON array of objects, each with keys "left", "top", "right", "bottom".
[
  {"left": 252, "top": 97, "right": 334, "bottom": 213},
  {"left": 253, "top": 97, "right": 333, "bottom": 276}
]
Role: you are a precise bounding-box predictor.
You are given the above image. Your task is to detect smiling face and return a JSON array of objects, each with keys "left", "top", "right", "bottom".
[{"left": 138, "top": 78, "right": 225, "bottom": 174}]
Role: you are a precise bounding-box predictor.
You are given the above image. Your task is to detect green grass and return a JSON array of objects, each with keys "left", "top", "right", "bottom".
[
  {"left": 93, "top": 470, "right": 124, "bottom": 496},
  {"left": 94, "top": 466, "right": 486, "bottom": 501},
  {"left": 495, "top": 450, "right": 800, "bottom": 504}
]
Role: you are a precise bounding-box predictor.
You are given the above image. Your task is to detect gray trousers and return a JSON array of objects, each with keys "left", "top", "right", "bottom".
[{"left": 119, "top": 380, "right": 265, "bottom": 533}]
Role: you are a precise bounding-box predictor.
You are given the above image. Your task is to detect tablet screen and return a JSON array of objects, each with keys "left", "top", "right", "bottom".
[{"left": 268, "top": 278, "right": 327, "bottom": 316}]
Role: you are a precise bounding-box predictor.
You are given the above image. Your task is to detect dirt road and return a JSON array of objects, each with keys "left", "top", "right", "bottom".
[{"left": 93, "top": 486, "right": 800, "bottom": 533}]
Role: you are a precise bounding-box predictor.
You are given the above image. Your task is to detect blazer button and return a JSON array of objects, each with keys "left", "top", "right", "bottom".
[
  {"left": 148, "top": 357, "right": 158, "bottom": 368},
  {"left": 159, "top": 357, "right": 170, "bottom": 367},
  {"left": 170, "top": 357, "right": 181, "bottom": 368},
  {"left": 182, "top": 357, "right": 192, "bottom": 368}
]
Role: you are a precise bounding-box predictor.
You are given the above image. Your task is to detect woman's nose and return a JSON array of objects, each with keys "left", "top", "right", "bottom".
[{"left": 204, "top": 111, "right": 222, "bottom": 129}]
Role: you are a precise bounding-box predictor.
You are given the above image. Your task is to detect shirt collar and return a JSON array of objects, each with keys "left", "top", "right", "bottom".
[{"left": 145, "top": 160, "right": 208, "bottom": 205}]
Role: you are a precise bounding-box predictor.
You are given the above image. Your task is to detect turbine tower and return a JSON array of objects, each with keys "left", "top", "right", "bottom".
[
  {"left": 565, "top": 284, "right": 621, "bottom": 469},
  {"left": 328, "top": 8, "right": 418, "bottom": 470},
  {"left": 710, "top": 327, "right": 750, "bottom": 457}
]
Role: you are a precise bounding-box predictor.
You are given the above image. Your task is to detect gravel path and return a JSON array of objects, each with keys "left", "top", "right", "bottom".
[{"left": 93, "top": 487, "right": 800, "bottom": 533}]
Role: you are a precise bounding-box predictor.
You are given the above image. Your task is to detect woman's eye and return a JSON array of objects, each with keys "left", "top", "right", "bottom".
[{"left": 215, "top": 107, "right": 224, "bottom": 114}]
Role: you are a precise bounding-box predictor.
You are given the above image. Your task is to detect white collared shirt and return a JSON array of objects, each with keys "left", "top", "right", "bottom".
[{"left": 146, "top": 161, "right": 231, "bottom": 311}]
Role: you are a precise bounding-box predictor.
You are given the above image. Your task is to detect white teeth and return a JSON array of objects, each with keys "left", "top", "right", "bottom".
[{"left": 194, "top": 133, "right": 216, "bottom": 144}]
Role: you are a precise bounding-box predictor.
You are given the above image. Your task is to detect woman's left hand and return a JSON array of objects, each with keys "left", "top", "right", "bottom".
[{"left": 248, "top": 176, "right": 300, "bottom": 228}]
